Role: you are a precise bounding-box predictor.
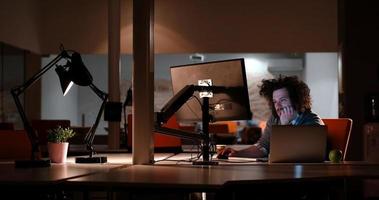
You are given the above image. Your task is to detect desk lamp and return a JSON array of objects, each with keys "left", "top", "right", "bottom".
[
  {"left": 122, "top": 87, "right": 132, "bottom": 139},
  {"left": 56, "top": 51, "right": 108, "bottom": 164},
  {"left": 11, "top": 46, "right": 108, "bottom": 167}
]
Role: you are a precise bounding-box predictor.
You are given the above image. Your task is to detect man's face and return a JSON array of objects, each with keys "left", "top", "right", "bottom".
[{"left": 272, "top": 88, "right": 293, "bottom": 116}]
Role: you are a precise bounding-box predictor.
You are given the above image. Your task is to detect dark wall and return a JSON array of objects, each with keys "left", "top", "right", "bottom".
[
  {"left": 341, "top": 0, "right": 379, "bottom": 160},
  {"left": 0, "top": 42, "right": 25, "bottom": 128}
]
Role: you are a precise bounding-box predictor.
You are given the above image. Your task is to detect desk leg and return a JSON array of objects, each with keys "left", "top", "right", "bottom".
[
  {"left": 189, "top": 192, "right": 216, "bottom": 200},
  {"left": 107, "top": 191, "right": 114, "bottom": 200},
  {"left": 83, "top": 191, "right": 89, "bottom": 200},
  {"left": 345, "top": 178, "right": 364, "bottom": 200},
  {"left": 216, "top": 180, "right": 348, "bottom": 200}
]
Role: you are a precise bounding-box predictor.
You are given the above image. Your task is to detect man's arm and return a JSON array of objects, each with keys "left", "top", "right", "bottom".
[
  {"left": 228, "top": 145, "right": 267, "bottom": 158},
  {"left": 218, "top": 116, "right": 276, "bottom": 158}
]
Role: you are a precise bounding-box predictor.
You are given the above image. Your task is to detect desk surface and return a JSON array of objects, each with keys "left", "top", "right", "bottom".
[
  {"left": 66, "top": 157, "right": 379, "bottom": 191},
  {"left": 0, "top": 162, "right": 125, "bottom": 186},
  {"left": 2, "top": 153, "right": 379, "bottom": 192},
  {"left": 0, "top": 153, "right": 173, "bottom": 186}
]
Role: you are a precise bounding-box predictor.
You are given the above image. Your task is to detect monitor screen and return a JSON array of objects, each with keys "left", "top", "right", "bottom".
[{"left": 170, "top": 58, "right": 252, "bottom": 123}]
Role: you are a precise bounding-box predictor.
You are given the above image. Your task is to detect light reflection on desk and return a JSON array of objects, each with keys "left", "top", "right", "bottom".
[
  {"left": 294, "top": 164, "right": 303, "bottom": 178},
  {"left": 67, "top": 153, "right": 174, "bottom": 164}
]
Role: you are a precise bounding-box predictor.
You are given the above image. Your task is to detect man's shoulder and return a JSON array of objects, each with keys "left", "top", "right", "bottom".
[{"left": 300, "top": 110, "right": 324, "bottom": 125}]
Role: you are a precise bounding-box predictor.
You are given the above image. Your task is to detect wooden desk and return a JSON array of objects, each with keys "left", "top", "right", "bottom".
[
  {"left": 0, "top": 153, "right": 176, "bottom": 199},
  {"left": 0, "top": 153, "right": 174, "bottom": 186},
  {"left": 0, "top": 161, "right": 126, "bottom": 198},
  {"left": 65, "top": 157, "right": 379, "bottom": 199},
  {"left": 0, "top": 162, "right": 125, "bottom": 186},
  {"left": 1, "top": 153, "right": 379, "bottom": 199},
  {"left": 66, "top": 162, "right": 379, "bottom": 188}
]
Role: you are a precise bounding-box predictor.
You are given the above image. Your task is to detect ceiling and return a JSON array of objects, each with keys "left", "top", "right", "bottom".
[{"left": 0, "top": 0, "right": 337, "bottom": 54}]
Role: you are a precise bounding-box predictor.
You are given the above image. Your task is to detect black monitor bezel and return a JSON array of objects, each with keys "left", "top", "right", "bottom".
[{"left": 169, "top": 58, "right": 252, "bottom": 123}]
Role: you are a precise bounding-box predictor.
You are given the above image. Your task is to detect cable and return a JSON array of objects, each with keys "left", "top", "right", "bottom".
[
  {"left": 191, "top": 95, "right": 202, "bottom": 107},
  {"left": 154, "top": 153, "right": 180, "bottom": 163},
  {"left": 154, "top": 142, "right": 203, "bottom": 164},
  {"left": 184, "top": 96, "right": 202, "bottom": 121}
]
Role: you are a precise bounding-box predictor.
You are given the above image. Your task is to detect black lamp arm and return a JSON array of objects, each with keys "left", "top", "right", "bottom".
[
  {"left": 12, "top": 52, "right": 67, "bottom": 96},
  {"left": 83, "top": 83, "right": 108, "bottom": 157},
  {"left": 89, "top": 83, "right": 108, "bottom": 101},
  {"left": 10, "top": 51, "right": 68, "bottom": 160},
  {"left": 11, "top": 90, "right": 39, "bottom": 160}
]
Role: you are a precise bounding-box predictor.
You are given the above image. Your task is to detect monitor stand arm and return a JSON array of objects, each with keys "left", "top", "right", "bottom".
[
  {"left": 192, "top": 96, "right": 218, "bottom": 165},
  {"left": 155, "top": 85, "right": 227, "bottom": 165}
]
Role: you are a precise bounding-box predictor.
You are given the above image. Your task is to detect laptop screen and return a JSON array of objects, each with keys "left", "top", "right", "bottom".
[{"left": 269, "top": 125, "right": 327, "bottom": 163}]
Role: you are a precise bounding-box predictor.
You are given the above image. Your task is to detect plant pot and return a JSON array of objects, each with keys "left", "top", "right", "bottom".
[{"left": 48, "top": 142, "right": 69, "bottom": 163}]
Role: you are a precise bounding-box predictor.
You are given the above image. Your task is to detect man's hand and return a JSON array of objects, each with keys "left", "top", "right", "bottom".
[
  {"left": 278, "top": 105, "right": 297, "bottom": 125},
  {"left": 217, "top": 147, "right": 237, "bottom": 159},
  {"left": 217, "top": 146, "right": 266, "bottom": 158}
]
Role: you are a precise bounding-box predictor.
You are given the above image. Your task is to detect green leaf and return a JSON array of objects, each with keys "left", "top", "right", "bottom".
[{"left": 47, "top": 126, "right": 76, "bottom": 143}]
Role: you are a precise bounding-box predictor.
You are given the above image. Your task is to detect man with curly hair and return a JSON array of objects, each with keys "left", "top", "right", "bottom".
[{"left": 218, "top": 76, "right": 324, "bottom": 158}]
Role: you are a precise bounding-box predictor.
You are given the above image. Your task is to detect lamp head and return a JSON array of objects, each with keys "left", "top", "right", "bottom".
[
  {"left": 55, "top": 51, "right": 93, "bottom": 96},
  {"left": 55, "top": 64, "right": 74, "bottom": 96},
  {"left": 69, "top": 52, "right": 93, "bottom": 86}
]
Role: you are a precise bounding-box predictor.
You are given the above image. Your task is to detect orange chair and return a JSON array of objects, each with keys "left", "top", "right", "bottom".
[
  {"left": 31, "top": 119, "right": 71, "bottom": 156},
  {"left": 178, "top": 123, "right": 229, "bottom": 134},
  {"left": 224, "top": 121, "right": 238, "bottom": 134},
  {"left": 127, "top": 114, "right": 182, "bottom": 152},
  {"left": 0, "top": 122, "right": 14, "bottom": 130},
  {"left": 322, "top": 118, "right": 353, "bottom": 161},
  {"left": 0, "top": 130, "right": 31, "bottom": 159}
]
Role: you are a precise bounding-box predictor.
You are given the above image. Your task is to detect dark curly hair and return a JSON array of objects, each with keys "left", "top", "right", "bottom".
[{"left": 258, "top": 76, "right": 312, "bottom": 118}]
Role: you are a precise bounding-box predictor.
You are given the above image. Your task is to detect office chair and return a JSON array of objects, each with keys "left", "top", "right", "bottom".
[
  {"left": 322, "top": 118, "right": 353, "bottom": 161},
  {"left": 31, "top": 119, "right": 71, "bottom": 157},
  {"left": 127, "top": 114, "right": 182, "bottom": 152},
  {"left": 0, "top": 122, "right": 14, "bottom": 130}
]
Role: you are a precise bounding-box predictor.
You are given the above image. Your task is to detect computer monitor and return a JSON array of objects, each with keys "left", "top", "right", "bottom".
[{"left": 170, "top": 58, "right": 252, "bottom": 123}]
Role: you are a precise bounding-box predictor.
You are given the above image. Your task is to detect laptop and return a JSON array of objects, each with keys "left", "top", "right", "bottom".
[{"left": 269, "top": 125, "right": 327, "bottom": 163}]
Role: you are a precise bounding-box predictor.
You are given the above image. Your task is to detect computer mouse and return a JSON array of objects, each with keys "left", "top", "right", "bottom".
[{"left": 217, "top": 154, "right": 229, "bottom": 159}]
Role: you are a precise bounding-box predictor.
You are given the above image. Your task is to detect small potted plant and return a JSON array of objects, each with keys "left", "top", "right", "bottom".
[{"left": 47, "top": 126, "right": 76, "bottom": 163}]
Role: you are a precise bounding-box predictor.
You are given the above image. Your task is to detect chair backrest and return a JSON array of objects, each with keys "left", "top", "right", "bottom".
[
  {"left": 322, "top": 118, "right": 353, "bottom": 161},
  {"left": 31, "top": 119, "right": 71, "bottom": 144},
  {"left": 0, "top": 130, "right": 31, "bottom": 159},
  {"left": 70, "top": 126, "right": 91, "bottom": 144},
  {"left": 31, "top": 119, "right": 71, "bottom": 156},
  {"left": 127, "top": 114, "right": 182, "bottom": 151},
  {"left": 178, "top": 123, "right": 229, "bottom": 134},
  {"left": 0, "top": 122, "right": 14, "bottom": 130}
]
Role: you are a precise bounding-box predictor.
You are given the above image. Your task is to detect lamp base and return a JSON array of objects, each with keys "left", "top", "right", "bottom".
[
  {"left": 192, "top": 160, "right": 219, "bottom": 165},
  {"left": 15, "top": 159, "right": 51, "bottom": 168},
  {"left": 75, "top": 156, "right": 107, "bottom": 163}
]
